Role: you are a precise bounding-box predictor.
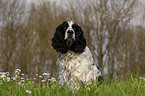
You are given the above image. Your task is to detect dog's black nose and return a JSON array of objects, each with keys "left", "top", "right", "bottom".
[
  {"left": 67, "top": 30, "right": 73, "bottom": 35},
  {"left": 67, "top": 30, "right": 74, "bottom": 38}
]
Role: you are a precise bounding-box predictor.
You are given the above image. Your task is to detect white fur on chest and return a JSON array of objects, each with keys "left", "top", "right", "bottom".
[{"left": 57, "top": 46, "right": 101, "bottom": 89}]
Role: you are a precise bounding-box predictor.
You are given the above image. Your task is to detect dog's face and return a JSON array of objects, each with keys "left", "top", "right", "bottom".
[
  {"left": 64, "top": 21, "right": 75, "bottom": 40},
  {"left": 61, "top": 21, "right": 76, "bottom": 47},
  {"left": 52, "top": 21, "right": 86, "bottom": 54}
]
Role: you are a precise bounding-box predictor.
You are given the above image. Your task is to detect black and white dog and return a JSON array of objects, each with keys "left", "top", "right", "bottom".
[{"left": 52, "top": 21, "right": 103, "bottom": 90}]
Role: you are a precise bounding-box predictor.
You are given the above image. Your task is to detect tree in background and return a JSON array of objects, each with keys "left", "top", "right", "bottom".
[{"left": 0, "top": 0, "right": 144, "bottom": 78}]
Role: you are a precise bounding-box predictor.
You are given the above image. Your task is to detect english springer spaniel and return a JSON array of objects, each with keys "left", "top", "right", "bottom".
[{"left": 52, "top": 21, "right": 103, "bottom": 90}]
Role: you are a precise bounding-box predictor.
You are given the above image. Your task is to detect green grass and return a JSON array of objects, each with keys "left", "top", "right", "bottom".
[{"left": 0, "top": 76, "right": 145, "bottom": 96}]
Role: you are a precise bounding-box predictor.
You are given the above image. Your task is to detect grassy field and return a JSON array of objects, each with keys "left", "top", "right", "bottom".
[{"left": 0, "top": 70, "right": 145, "bottom": 96}]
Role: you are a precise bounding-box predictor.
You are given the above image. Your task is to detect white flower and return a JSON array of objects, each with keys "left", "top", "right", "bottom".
[
  {"left": 42, "top": 73, "right": 50, "bottom": 76},
  {"left": 15, "top": 75, "right": 20, "bottom": 78},
  {"left": 26, "top": 90, "right": 31, "bottom": 94},
  {"left": 15, "top": 69, "right": 21, "bottom": 75},
  {"left": 20, "top": 77, "right": 24, "bottom": 80},
  {"left": 6, "top": 72, "right": 10, "bottom": 76},
  {"left": 0, "top": 72, "right": 4, "bottom": 74},
  {"left": 3, "top": 78, "right": 5, "bottom": 81},
  {"left": 42, "top": 80, "right": 46, "bottom": 82},
  {"left": 6, "top": 77, "right": 11, "bottom": 82},
  {"left": 0, "top": 74, "right": 6, "bottom": 78},
  {"left": 48, "top": 79, "right": 51, "bottom": 81},
  {"left": 51, "top": 77, "right": 56, "bottom": 82},
  {"left": 29, "top": 91, "right": 31, "bottom": 94},
  {"left": 21, "top": 80, "right": 25, "bottom": 82},
  {"left": 42, "top": 73, "right": 47, "bottom": 76},
  {"left": 35, "top": 74, "right": 38, "bottom": 76},
  {"left": 140, "top": 77, "right": 145, "bottom": 80},
  {"left": 11, "top": 77, "right": 16, "bottom": 80},
  {"left": 21, "top": 73, "right": 24, "bottom": 76},
  {"left": 39, "top": 76, "right": 42, "bottom": 78},
  {"left": 15, "top": 69, "right": 21, "bottom": 72}
]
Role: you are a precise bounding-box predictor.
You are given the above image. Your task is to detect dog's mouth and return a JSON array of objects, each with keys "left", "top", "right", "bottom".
[{"left": 65, "top": 38, "right": 74, "bottom": 48}]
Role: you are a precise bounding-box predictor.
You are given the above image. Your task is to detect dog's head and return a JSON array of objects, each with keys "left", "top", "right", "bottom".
[{"left": 52, "top": 21, "right": 86, "bottom": 54}]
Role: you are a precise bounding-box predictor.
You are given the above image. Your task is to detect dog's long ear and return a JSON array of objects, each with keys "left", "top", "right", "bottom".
[
  {"left": 52, "top": 23, "right": 68, "bottom": 54},
  {"left": 71, "top": 25, "right": 86, "bottom": 53}
]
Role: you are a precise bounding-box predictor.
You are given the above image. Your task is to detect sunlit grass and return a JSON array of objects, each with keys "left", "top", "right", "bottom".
[{"left": 0, "top": 69, "right": 145, "bottom": 96}]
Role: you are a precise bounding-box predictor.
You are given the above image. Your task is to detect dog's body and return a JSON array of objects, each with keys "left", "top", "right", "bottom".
[
  {"left": 57, "top": 46, "right": 102, "bottom": 89},
  {"left": 52, "top": 21, "right": 103, "bottom": 89}
]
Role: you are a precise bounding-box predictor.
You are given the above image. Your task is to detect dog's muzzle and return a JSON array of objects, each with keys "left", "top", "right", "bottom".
[
  {"left": 65, "top": 29, "right": 75, "bottom": 47},
  {"left": 67, "top": 30, "right": 74, "bottom": 38},
  {"left": 65, "top": 29, "right": 75, "bottom": 40}
]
